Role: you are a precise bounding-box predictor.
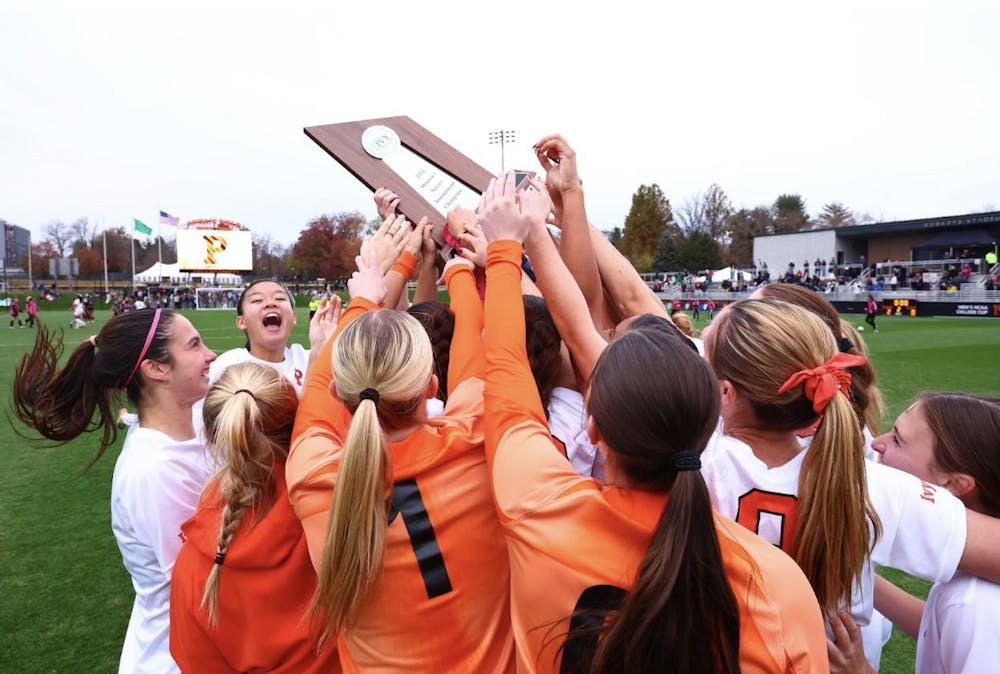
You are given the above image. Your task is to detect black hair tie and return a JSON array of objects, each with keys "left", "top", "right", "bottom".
[
  {"left": 359, "top": 388, "right": 380, "bottom": 404},
  {"left": 234, "top": 388, "right": 255, "bottom": 399},
  {"left": 837, "top": 337, "right": 854, "bottom": 353},
  {"left": 671, "top": 451, "right": 702, "bottom": 472},
  {"left": 214, "top": 551, "right": 226, "bottom": 566}
]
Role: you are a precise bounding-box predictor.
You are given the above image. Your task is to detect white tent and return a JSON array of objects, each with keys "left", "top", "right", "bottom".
[
  {"left": 134, "top": 262, "right": 242, "bottom": 285},
  {"left": 709, "top": 266, "right": 753, "bottom": 283}
]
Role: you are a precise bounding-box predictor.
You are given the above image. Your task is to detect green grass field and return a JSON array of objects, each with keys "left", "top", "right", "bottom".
[{"left": 1, "top": 308, "right": 997, "bottom": 673}]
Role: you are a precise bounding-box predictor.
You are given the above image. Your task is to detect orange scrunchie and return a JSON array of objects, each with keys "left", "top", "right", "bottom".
[{"left": 778, "top": 352, "right": 868, "bottom": 414}]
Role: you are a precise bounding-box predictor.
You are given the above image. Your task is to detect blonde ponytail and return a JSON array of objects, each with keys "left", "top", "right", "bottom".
[
  {"left": 312, "top": 309, "right": 434, "bottom": 640},
  {"left": 198, "top": 363, "right": 298, "bottom": 626},
  {"left": 796, "top": 390, "right": 881, "bottom": 610},
  {"left": 312, "top": 397, "right": 392, "bottom": 640}
]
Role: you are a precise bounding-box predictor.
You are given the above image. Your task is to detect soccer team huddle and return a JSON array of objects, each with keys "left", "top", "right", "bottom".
[{"left": 13, "top": 136, "right": 1000, "bottom": 674}]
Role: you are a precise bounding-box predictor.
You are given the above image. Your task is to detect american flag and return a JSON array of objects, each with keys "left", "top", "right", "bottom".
[{"left": 159, "top": 210, "right": 180, "bottom": 227}]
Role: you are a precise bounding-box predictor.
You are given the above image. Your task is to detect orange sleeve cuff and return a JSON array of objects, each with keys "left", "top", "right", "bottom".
[
  {"left": 486, "top": 240, "right": 523, "bottom": 268},
  {"left": 391, "top": 251, "right": 418, "bottom": 279},
  {"left": 442, "top": 261, "right": 474, "bottom": 285}
]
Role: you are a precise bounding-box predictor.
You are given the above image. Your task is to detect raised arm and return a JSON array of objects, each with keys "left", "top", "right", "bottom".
[
  {"left": 291, "top": 240, "right": 387, "bottom": 444},
  {"left": 522, "top": 184, "right": 608, "bottom": 382},
  {"left": 588, "top": 222, "right": 669, "bottom": 319},
  {"left": 442, "top": 257, "right": 485, "bottom": 395},
  {"left": 480, "top": 173, "right": 590, "bottom": 521},
  {"left": 534, "top": 135, "right": 609, "bottom": 329},
  {"left": 412, "top": 221, "right": 441, "bottom": 305}
]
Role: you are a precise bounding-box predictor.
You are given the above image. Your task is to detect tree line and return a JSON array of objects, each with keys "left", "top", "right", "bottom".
[
  {"left": 28, "top": 187, "right": 866, "bottom": 282},
  {"left": 26, "top": 213, "right": 374, "bottom": 283},
  {"left": 613, "top": 184, "right": 871, "bottom": 274}
]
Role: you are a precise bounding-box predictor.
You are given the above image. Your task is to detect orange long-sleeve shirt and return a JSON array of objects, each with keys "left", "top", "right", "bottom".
[
  {"left": 286, "top": 268, "right": 515, "bottom": 674},
  {"left": 482, "top": 240, "right": 829, "bottom": 674},
  {"left": 170, "top": 461, "right": 339, "bottom": 673}
]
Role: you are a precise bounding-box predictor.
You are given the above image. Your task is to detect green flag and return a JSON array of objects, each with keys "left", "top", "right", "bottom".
[{"left": 133, "top": 218, "right": 152, "bottom": 236}]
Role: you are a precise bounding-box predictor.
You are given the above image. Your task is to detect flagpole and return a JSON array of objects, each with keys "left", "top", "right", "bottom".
[
  {"left": 102, "top": 219, "right": 109, "bottom": 295},
  {"left": 27, "top": 230, "right": 33, "bottom": 289},
  {"left": 131, "top": 227, "right": 136, "bottom": 287}
]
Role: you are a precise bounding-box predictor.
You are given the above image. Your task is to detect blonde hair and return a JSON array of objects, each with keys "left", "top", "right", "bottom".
[
  {"left": 708, "top": 299, "right": 881, "bottom": 610},
  {"left": 198, "top": 363, "right": 298, "bottom": 625},
  {"left": 670, "top": 312, "right": 697, "bottom": 338},
  {"left": 313, "top": 310, "right": 434, "bottom": 639}
]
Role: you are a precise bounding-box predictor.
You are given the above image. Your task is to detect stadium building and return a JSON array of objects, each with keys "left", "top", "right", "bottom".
[{"left": 752, "top": 210, "right": 1000, "bottom": 318}]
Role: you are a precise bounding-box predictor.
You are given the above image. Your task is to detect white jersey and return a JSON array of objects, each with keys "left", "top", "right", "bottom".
[
  {"left": 917, "top": 572, "right": 1000, "bottom": 673},
  {"left": 110, "top": 426, "right": 214, "bottom": 674},
  {"left": 546, "top": 386, "right": 604, "bottom": 480},
  {"left": 701, "top": 430, "right": 967, "bottom": 668},
  {"left": 208, "top": 344, "right": 310, "bottom": 397}
]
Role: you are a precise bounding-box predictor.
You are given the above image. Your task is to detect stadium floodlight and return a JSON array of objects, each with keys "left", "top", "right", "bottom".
[{"left": 488, "top": 130, "right": 516, "bottom": 173}]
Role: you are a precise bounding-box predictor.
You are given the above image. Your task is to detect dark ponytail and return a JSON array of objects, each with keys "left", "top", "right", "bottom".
[
  {"left": 11, "top": 310, "right": 175, "bottom": 467},
  {"left": 583, "top": 328, "right": 740, "bottom": 674},
  {"left": 407, "top": 301, "right": 454, "bottom": 403},
  {"left": 523, "top": 295, "right": 563, "bottom": 415}
]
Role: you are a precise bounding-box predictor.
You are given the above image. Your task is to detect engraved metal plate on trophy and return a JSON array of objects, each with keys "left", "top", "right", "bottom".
[{"left": 304, "top": 116, "right": 495, "bottom": 247}]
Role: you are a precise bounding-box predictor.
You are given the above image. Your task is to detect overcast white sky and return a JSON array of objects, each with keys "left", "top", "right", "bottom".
[{"left": 1, "top": 2, "right": 997, "bottom": 247}]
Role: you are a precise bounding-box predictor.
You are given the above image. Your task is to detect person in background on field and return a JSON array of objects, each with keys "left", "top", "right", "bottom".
[
  {"left": 865, "top": 294, "right": 878, "bottom": 332},
  {"left": 308, "top": 295, "right": 321, "bottom": 320},
  {"left": 707, "top": 297, "right": 716, "bottom": 320},
  {"left": 670, "top": 311, "right": 697, "bottom": 338},
  {"left": 25, "top": 295, "right": 38, "bottom": 328},
  {"left": 9, "top": 296, "right": 23, "bottom": 328},
  {"left": 170, "top": 363, "right": 340, "bottom": 673},
  {"left": 11, "top": 309, "right": 218, "bottom": 673}
]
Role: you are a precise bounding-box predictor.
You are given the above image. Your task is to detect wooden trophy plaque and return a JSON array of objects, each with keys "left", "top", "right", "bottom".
[{"left": 304, "top": 116, "right": 494, "bottom": 246}]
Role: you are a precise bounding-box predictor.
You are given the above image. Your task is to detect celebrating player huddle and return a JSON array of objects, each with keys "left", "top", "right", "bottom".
[{"left": 12, "top": 137, "right": 1000, "bottom": 674}]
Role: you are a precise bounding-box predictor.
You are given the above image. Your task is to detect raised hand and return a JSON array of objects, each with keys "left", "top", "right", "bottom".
[
  {"left": 404, "top": 216, "right": 430, "bottom": 257},
  {"left": 478, "top": 173, "right": 532, "bottom": 244},
  {"left": 308, "top": 294, "right": 342, "bottom": 350},
  {"left": 373, "top": 187, "right": 401, "bottom": 221},
  {"left": 456, "top": 223, "right": 488, "bottom": 268},
  {"left": 370, "top": 213, "right": 412, "bottom": 275},
  {"left": 518, "top": 176, "right": 554, "bottom": 238},
  {"left": 534, "top": 134, "right": 582, "bottom": 195},
  {"left": 348, "top": 237, "right": 387, "bottom": 305}
]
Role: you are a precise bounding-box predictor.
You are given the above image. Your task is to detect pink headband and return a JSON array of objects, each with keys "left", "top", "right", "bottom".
[{"left": 122, "top": 309, "right": 162, "bottom": 388}]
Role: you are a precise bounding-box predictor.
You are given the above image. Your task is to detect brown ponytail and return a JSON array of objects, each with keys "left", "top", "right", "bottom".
[
  {"left": 198, "top": 363, "right": 297, "bottom": 625},
  {"left": 11, "top": 311, "right": 175, "bottom": 468},
  {"left": 584, "top": 327, "right": 739, "bottom": 674}
]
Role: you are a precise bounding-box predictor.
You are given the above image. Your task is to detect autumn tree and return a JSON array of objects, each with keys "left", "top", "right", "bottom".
[
  {"left": 726, "top": 207, "right": 774, "bottom": 267},
  {"left": 816, "top": 202, "right": 856, "bottom": 228},
  {"left": 619, "top": 184, "right": 676, "bottom": 272},
  {"left": 25, "top": 241, "right": 60, "bottom": 276},
  {"left": 773, "top": 194, "right": 809, "bottom": 234},
  {"left": 292, "top": 212, "right": 366, "bottom": 281},
  {"left": 72, "top": 242, "right": 104, "bottom": 276}
]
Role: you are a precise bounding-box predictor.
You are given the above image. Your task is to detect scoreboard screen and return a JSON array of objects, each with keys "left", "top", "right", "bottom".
[{"left": 883, "top": 298, "right": 918, "bottom": 317}]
